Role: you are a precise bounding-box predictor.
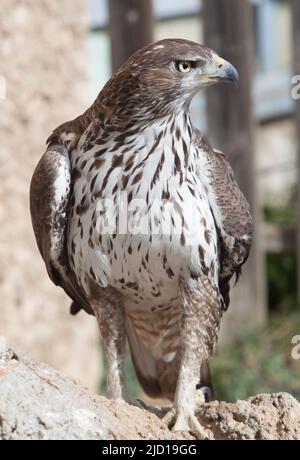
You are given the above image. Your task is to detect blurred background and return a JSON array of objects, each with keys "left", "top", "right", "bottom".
[{"left": 0, "top": 0, "right": 299, "bottom": 400}]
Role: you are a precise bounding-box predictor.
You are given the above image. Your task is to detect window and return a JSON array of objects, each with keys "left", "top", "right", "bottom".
[{"left": 253, "top": 0, "right": 293, "bottom": 120}]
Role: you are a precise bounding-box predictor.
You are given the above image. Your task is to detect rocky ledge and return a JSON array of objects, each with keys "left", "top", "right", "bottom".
[{"left": 0, "top": 338, "right": 299, "bottom": 440}]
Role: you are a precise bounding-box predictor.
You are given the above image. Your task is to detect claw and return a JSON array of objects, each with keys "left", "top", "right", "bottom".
[
  {"left": 195, "top": 383, "right": 214, "bottom": 402},
  {"left": 129, "top": 399, "right": 149, "bottom": 410},
  {"left": 162, "top": 406, "right": 208, "bottom": 440},
  {"left": 194, "top": 388, "right": 206, "bottom": 409},
  {"left": 162, "top": 407, "right": 176, "bottom": 426},
  {"left": 133, "top": 398, "right": 148, "bottom": 410},
  {"left": 118, "top": 397, "right": 149, "bottom": 410},
  {"left": 194, "top": 385, "right": 213, "bottom": 412}
]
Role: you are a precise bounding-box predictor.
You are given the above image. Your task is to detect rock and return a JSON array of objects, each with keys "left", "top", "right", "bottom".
[
  {"left": 0, "top": 339, "right": 178, "bottom": 440},
  {"left": 198, "top": 393, "right": 300, "bottom": 440},
  {"left": 0, "top": 339, "right": 299, "bottom": 440}
]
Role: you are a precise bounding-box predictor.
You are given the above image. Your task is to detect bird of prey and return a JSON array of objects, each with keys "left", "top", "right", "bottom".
[{"left": 30, "top": 39, "right": 253, "bottom": 438}]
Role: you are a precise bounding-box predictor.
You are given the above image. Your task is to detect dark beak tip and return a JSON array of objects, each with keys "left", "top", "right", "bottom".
[
  {"left": 233, "top": 76, "right": 239, "bottom": 88},
  {"left": 220, "top": 60, "right": 240, "bottom": 87},
  {"left": 228, "top": 65, "right": 240, "bottom": 87}
]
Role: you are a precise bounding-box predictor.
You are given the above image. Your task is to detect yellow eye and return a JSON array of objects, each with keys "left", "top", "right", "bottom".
[{"left": 177, "top": 61, "right": 192, "bottom": 74}]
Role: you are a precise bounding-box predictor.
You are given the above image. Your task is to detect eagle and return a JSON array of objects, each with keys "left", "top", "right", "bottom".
[{"left": 30, "top": 39, "right": 253, "bottom": 438}]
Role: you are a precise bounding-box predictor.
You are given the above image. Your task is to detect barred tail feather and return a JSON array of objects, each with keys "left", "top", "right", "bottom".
[
  {"left": 126, "top": 314, "right": 214, "bottom": 401},
  {"left": 126, "top": 314, "right": 162, "bottom": 398}
]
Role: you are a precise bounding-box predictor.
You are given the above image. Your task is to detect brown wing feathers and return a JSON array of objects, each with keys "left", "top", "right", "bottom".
[
  {"left": 193, "top": 129, "right": 253, "bottom": 310},
  {"left": 30, "top": 144, "right": 93, "bottom": 315}
]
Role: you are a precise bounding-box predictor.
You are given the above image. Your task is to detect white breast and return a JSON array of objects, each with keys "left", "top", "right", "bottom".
[{"left": 68, "top": 114, "right": 218, "bottom": 309}]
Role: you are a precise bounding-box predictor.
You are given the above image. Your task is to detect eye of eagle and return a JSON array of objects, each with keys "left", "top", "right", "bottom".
[{"left": 176, "top": 60, "right": 197, "bottom": 74}]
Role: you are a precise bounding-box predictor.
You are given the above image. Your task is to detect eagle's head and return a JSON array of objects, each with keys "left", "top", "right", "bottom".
[{"left": 101, "top": 38, "right": 239, "bottom": 123}]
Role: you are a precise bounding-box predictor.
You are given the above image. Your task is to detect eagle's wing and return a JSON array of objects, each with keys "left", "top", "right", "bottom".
[
  {"left": 193, "top": 129, "right": 253, "bottom": 310},
  {"left": 30, "top": 143, "right": 93, "bottom": 315}
]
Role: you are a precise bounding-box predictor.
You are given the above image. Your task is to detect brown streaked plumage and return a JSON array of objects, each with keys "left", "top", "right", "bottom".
[{"left": 30, "top": 39, "right": 252, "bottom": 438}]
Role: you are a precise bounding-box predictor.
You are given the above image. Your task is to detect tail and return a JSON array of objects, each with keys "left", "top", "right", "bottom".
[
  {"left": 126, "top": 315, "right": 214, "bottom": 401},
  {"left": 126, "top": 315, "right": 162, "bottom": 398}
]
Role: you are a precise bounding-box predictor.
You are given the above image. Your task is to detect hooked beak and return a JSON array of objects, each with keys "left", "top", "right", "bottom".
[
  {"left": 205, "top": 55, "right": 240, "bottom": 87},
  {"left": 216, "top": 58, "right": 239, "bottom": 86}
]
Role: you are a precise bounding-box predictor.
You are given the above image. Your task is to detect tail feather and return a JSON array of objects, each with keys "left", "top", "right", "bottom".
[
  {"left": 126, "top": 315, "right": 162, "bottom": 398},
  {"left": 126, "top": 314, "right": 214, "bottom": 401}
]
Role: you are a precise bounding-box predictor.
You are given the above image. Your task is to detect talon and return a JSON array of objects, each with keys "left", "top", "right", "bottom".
[
  {"left": 162, "top": 407, "right": 176, "bottom": 427},
  {"left": 116, "top": 396, "right": 149, "bottom": 410},
  {"left": 173, "top": 410, "right": 190, "bottom": 431},
  {"left": 194, "top": 388, "right": 205, "bottom": 409},
  {"left": 126, "top": 398, "right": 149, "bottom": 410},
  {"left": 162, "top": 406, "right": 207, "bottom": 440},
  {"left": 134, "top": 398, "right": 148, "bottom": 409},
  {"left": 195, "top": 383, "right": 214, "bottom": 402},
  {"left": 194, "top": 385, "right": 213, "bottom": 412},
  {"left": 200, "top": 386, "right": 213, "bottom": 401}
]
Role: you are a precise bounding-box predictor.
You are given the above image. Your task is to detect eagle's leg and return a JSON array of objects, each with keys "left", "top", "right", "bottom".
[
  {"left": 163, "top": 277, "right": 222, "bottom": 439},
  {"left": 170, "top": 359, "right": 207, "bottom": 439},
  {"left": 91, "top": 295, "right": 127, "bottom": 401},
  {"left": 162, "top": 334, "right": 207, "bottom": 439}
]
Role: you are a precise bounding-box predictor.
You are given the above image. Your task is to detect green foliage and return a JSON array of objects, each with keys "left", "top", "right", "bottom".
[
  {"left": 212, "top": 313, "right": 300, "bottom": 402},
  {"left": 125, "top": 352, "right": 141, "bottom": 398},
  {"left": 267, "top": 252, "right": 297, "bottom": 312},
  {"left": 263, "top": 199, "right": 297, "bottom": 311},
  {"left": 263, "top": 205, "right": 295, "bottom": 226}
]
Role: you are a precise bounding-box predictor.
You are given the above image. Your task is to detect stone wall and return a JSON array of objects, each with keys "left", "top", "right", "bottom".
[{"left": 0, "top": 0, "right": 101, "bottom": 391}]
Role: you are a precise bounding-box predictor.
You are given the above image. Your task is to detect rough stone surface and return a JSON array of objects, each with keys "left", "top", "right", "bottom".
[
  {"left": 0, "top": 0, "right": 100, "bottom": 391},
  {"left": 199, "top": 393, "right": 300, "bottom": 440},
  {"left": 0, "top": 340, "right": 178, "bottom": 440},
  {"left": 0, "top": 340, "right": 299, "bottom": 440}
]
